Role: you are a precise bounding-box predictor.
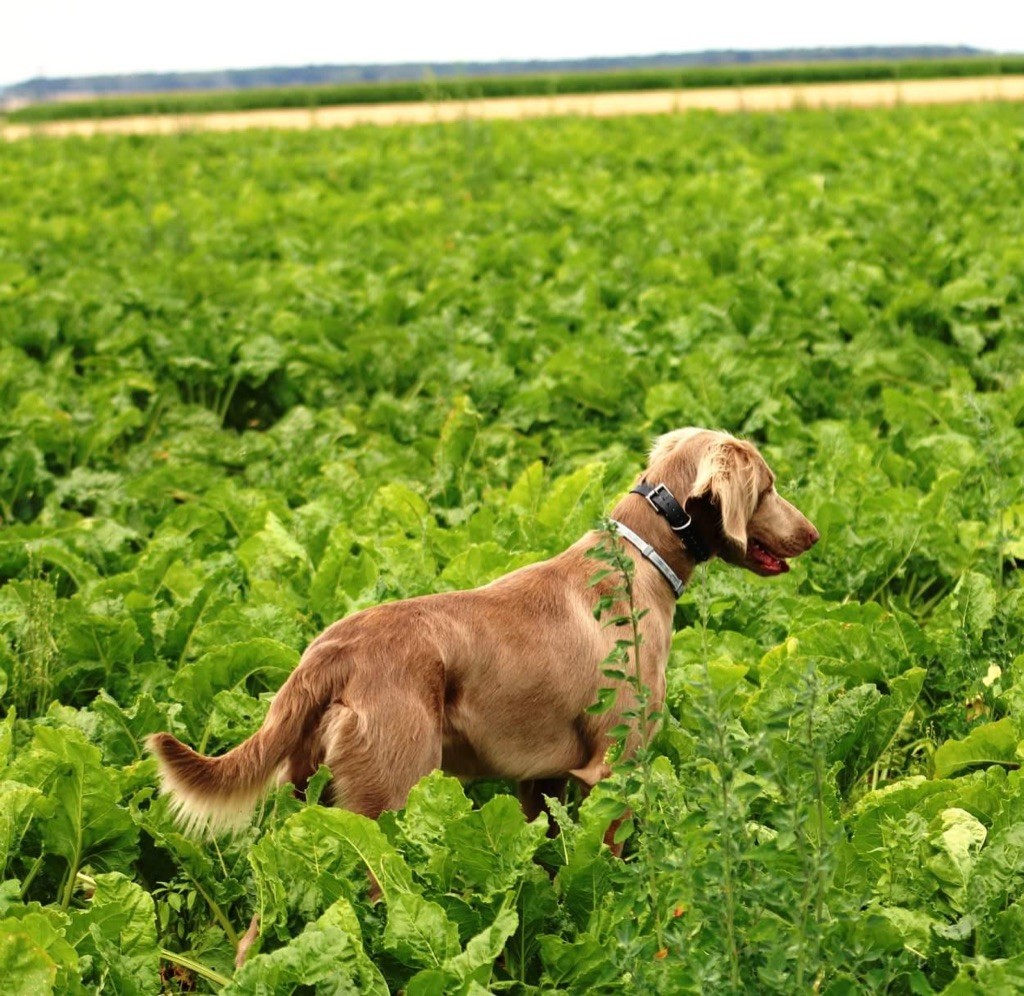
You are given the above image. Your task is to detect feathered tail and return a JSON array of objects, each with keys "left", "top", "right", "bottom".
[
  {"left": 146, "top": 667, "right": 332, "bottom": 835},
  {"left": 146, "top": 725, "right": 289, "bottom": 835}
]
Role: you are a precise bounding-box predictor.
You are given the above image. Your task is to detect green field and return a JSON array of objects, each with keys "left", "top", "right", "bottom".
[
  {"left": 6, "top": 54, "right": 1024, "bottom": 123},
  {"left": 1, "top": 106, "right": 1023, "bottom": 993}
]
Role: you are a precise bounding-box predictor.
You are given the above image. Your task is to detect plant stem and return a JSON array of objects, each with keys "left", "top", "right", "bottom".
[
  {"left": 60, "top": 804, "right": 84, "bottom": 912},
  {"left": 190, "top": 876, "right": 240, "bottom": 947},
  {"left": 622, "top": 555, "right": 664, "bottom": 950},
  {"left": 217, "top": 369, "right": 242, "bottom": 425},
  {"left": 60, "top": 858, "right": 79, "bottom": 911},
  {"left": 19, "top": 853, "right": 45, "bottom": 898},
  {"left": 159, "top": 948, "right": 233, "bottom": 989},
  {"left": 696, "top": 565, "right": 740, "bottom": 989},
  {"left": 718, "top": 727, "right": 740, "bottom": 990}
]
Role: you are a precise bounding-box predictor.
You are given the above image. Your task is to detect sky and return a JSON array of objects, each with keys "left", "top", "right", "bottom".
[{"left": 2, "top": 0, "right": 1022, "bottom": 88}]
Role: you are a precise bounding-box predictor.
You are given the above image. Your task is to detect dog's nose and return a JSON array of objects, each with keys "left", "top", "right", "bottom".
[{"left": 806, "top": 525, "right": 820, "bottom": 548}]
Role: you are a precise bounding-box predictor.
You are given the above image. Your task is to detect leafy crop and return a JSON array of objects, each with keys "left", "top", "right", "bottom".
[
  {"left": 6, "top": 55, "right": 1024, "bottom": 124},
  {"left": 0, "top": 103, "right": 1023, "bottom": 993}
]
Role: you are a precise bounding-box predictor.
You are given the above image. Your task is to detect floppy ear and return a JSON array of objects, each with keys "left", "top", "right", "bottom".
[{"left": 691, "top": 440, "right": 759, "bottom": 551}]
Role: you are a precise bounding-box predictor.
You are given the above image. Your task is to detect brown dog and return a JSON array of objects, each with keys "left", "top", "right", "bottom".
[{"left": 148, "top": 427, "right": 818, "bottom": 834}]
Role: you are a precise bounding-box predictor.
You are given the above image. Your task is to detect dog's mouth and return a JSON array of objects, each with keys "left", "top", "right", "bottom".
[{"left": 746, "top": 537, "right": 790, "bottom": 576}]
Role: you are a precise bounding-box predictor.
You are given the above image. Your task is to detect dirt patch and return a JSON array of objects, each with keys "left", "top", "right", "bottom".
[{"left": 5, "top": 75, "right": 1024, "bottom": 140}]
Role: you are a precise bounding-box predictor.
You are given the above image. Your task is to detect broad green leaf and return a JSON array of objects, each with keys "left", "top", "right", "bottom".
[
  {"left": 539, "top": 931, "right": 622, "bottom": 990},
  {"left": 793, "top": 615, "right": 926, "bottom": 686},
  {"left": 0, "top": 929, "right": 57, "bottom": 996},
  {"left": 309, "top": 523, "right": 380, "bottom": 619},
  {"left": 0, "top": 782, "right": 45, "bottom": 876},
  {"left": 251, "top": 806, "right": 415, "bottom": 935},
  {"left": 88, "top": 690, "right": 174, "bottom": 766},
  {"left": 933, "top": 718, "right": 1020, "bottom": 779},
  {"left": 433, "top": 397, "right": 480, "bottom": 505},
  {"left": 845, "top": 776, "right": 960, "bottom": 893},
  {"left": 400, "top": 772, "right": 474, "bottom": 849},
  {"left": 506, "top": 460, "right": 545, "bottom": 519},
  {"left": 0, "top": 693, "right": 9, "bottom": 743},
  {"left": 942, "top": 952, "right": 1024, "bottom": 994},
  {"left": 404, "top": 902, "right": 519, "bottom": 995},
  {"left": 237, "top": 511, "right": 313, "bottom": 596},
  {"left": 925, "top": 808, "right": 987, "bottom": 911},
  {"left": 0, "top": 710, "right": 13, "bottom": 770},
  {"left": 67, "top": 872, "right": 159, "bottom": 995},
  {"left": 871, "top": 905, "right": 938, "bottom": 957},
  {"left": 536, "top": 463, "right": 606, "bottom": 541},
  {"left": 225, "top": 897, "right": 388, "bottom": 996},
  {"left": 931, "top": 571, "right": 999, "bottom": 654},
  {"left": 543, "top": 344, "right": 632, "bottom": 415},
  {"left": 1003, "top": 503, "right": 1024, "bottom": 560},
  {"left": 168, "top": 637, "right": 296, "bottom": 741},
  {"left": 249, "top": 810, "right": 367, "bottom": 931},
  {"left": 0, "top": 910, "right": 78, "bottom": 993},
  {"left": 840, "top": 667, "right": 926, "bottom": 793},
  {"left": 155, "top": 565, "right": 235, "bottom": 662},
  {"left": 506, "top": 866, "right": 559, "bottom": 982},
  {"left": 235, "top": 334, "right": 285, "bottom": 383},
  {"left": 442, "top": 795, "right": 547, "bottom": 897},
  {"left": 965, "top": 823, "right": 1024, "bottom": 922},
  {"left": 384, "top": 892, "right": 460, "bottom": 969},
  {"left": 373, "top": 483, "right": 431, "bottom": 534},
  {"left": 9, "top": 727, "right": 137, "bottom": 890},
  {"left": 436, "top": 543, "right": 543, "bottom": 591},
  {"left": 988, "top": 902, "right": 1024, "bottom": 960},
  {"left": 205, "top": 686, "right": 270, "bottom": 744},
  {"left": 445, "top": 902, "right": 518, "bottom": 982},
  {"left": 552, "top": 794, "right": 617, "bottom": 931},
  {"left": 22, "top": 539, "right": 99, "bottom": 589},
  {"left": 55, "top": 596, "right": 144, "bottom": 676}
]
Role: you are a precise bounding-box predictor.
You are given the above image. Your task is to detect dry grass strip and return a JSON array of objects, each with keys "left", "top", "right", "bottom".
[{"left": 5, "top": 75, "right": 1024, "bottom": 140}]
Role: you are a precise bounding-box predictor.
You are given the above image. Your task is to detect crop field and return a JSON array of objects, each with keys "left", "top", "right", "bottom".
[{"left": 1, "top": 105, "right": 1023, "bottom": 993}]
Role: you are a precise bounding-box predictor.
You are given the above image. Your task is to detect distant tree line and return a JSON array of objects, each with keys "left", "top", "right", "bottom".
[{"left": 2, "top": 46, "right": 987, "bottom": 104}]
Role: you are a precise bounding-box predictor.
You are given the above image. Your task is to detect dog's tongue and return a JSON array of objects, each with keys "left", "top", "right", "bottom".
[{"left": 751, "top": 542, "right": 789, "bottom": 574}]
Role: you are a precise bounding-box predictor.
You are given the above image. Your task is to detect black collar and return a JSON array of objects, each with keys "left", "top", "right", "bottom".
[{"left": 630, "top": 481, "right": 711, "bottom": 563}]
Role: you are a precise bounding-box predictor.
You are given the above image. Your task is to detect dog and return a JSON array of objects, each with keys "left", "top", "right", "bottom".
[{"left": 148, "top": 427, "right": 818, "bottom": 835}]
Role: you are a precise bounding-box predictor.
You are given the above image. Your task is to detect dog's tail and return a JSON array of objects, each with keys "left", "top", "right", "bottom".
[
  {"left": 145, "top": 726, "right": 285, "bottom": 836},
  {"left": 147, "top": 648, "right": 338, "bottom": 835}
]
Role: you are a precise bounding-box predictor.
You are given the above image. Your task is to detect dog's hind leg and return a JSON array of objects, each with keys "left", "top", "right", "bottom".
[
  {"left": 235, "top": 914, "right": 261, "bottom": 969},
  {"left": 320, "top": 693, "right": 443, "bottom": 819},
  {"left": 235, "top": 692, "right": 437, "bottom": 968}
]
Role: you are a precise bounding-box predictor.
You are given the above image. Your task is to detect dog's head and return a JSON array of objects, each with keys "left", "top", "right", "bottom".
[{"left": 644, "top": 428, "right": 818, "bottom": 576}]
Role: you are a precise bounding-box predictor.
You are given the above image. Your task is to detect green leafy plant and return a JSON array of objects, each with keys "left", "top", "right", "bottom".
[{"left": 0, "top": 102, "right": 1023, "bottom": 992}]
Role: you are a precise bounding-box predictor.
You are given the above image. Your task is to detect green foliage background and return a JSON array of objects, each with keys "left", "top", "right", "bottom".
[{"left": 0, "top": 105, "right": 1023, "bottom": 992}]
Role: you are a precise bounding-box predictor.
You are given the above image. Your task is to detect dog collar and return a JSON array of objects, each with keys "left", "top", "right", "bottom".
[
  {"left": 610, "top": 519, "right": 685, "bottom": 598},
  {"left": 630, "top": 481, "right": 711, "bottom": 563}
]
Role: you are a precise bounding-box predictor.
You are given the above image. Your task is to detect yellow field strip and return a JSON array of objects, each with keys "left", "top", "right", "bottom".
[{"left": 5, "top": 75, "right": 1024, "bottom": 140}]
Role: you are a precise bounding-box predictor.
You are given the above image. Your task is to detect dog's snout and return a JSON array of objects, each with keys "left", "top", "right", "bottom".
[{"left": 806, "top": 525, "right": 820, "bottom": 548}]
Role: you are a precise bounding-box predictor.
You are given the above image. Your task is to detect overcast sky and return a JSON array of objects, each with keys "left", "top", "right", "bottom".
[{"left": 3, "top": 0, "right": 1021, "bottom": 88}]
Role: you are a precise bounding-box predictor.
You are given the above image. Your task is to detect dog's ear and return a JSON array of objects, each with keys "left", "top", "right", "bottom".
[
  {"left": 691, "top": 439, "right": 760, "bottom": 551},
  {"left": 648, "top": 427, "right": 702, "bottom": 466}
]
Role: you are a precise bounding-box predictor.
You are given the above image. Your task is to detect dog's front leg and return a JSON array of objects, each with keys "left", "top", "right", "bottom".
[
  {"left": 601, "top": 812, "right": 630, "bottom": 857},
  {"left": 517, "top": 777, "right": 568, "bottom": 838},
  {"left": 568, "top": 758, "right": 629, "bottom": 857}
]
